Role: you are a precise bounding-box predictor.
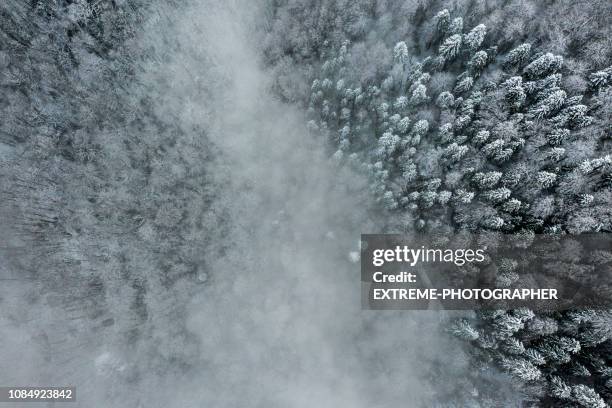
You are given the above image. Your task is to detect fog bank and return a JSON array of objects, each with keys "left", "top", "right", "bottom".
[{"left": 0, "top": 1, "right": 468, "bottom": 406}]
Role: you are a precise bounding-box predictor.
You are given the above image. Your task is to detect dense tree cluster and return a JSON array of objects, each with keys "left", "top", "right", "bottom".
[
  {"left": 267, "top": 4, "right": 611, "bottom": 406},
  {"left": 0, "top": 0, "right": 217, "bottom": 377}
]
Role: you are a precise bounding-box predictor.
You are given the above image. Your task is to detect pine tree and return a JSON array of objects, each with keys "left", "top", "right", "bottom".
[
  {"left": 439, "top": 34, "right": 463, "bottom": 61},
  {"left": 464, "top": 24, "right": 486, "bottom": 52},
  {"left": 394, "top": 41, "right": 409, "bottom": 65},
  {"left": 504, "top": 43, "right": 532, "bottom": 68}
]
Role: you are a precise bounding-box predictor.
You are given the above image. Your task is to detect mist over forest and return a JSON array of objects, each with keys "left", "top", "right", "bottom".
[{"left": 0, "top": 0, "right": 610, "bottom": 407}]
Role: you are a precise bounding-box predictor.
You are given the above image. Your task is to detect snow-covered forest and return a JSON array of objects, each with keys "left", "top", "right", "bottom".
[{"left": 0, "top": 0, "right": 610, "bottom": 406}]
